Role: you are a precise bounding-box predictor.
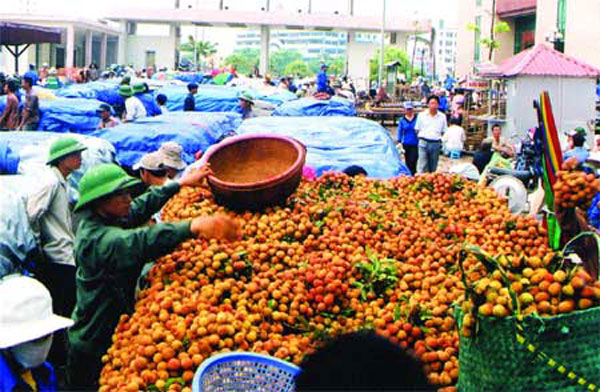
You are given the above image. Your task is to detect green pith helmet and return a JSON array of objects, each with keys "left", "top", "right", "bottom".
[
  {"left": 47, "top": 137, "right": 87, "bottom": 165},
  {"left": 132, "top": 82, "right": 145, "bottom": 94},
  {"left": 74, "top": 163, "right": 141, "bottom": 212},
  {"left": 45, "top": 76, "right": 60, "bottom": 90},
  {"left": 118, "top": 85, "right": 133, "bottom": 97},
  {"left": 239, "top": 91, "right": 255, "bottom": 105}
]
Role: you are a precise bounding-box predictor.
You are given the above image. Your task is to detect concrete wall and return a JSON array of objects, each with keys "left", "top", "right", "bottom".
[
  {"left": 346, "top": 31, "right": 378, "bottom": 90},
  {"left": 564, "top": 0, "right": 600, "bottom": 68},
  {"left": 493, "top": 18, "right": 515, "bottom": 64},
  {"left": 534, "top": 0, "right": 557, "bottom": 48},
  {"left": 505, "top": 76, "right": 596, "bottom": 146},
  {"left": 125, "top": 35, "right": 176, "bottom": 69}
]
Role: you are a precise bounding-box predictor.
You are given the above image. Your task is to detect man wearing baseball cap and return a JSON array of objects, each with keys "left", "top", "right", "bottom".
[
  {"left": 0, "top": 275, "right": 74, "bottom": 391},
  {"left": 96, "top": 103, "right": 119, "bottom": 129},
  {"left": 66, "top": 163, "right": 240, "bottom": 388},
  {"left": 316, "top": 64, "right": 329, "bottom": 93},
  {"left": 158, "top": 141, "right": 187, "bottom": 179},
  {"left": 184, "top": 82, "right": 198, "bottom": 111},
  {"left": 564, "top": 127, "right": 590, "bottom": 164},
  {"left": 134, "top": 151, "right": 168, "bottom": 186}
]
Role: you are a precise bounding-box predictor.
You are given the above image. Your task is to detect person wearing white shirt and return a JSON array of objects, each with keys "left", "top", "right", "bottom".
[
  {"left": 118, "top": 85, "right": 147, "bottom": 122},
  {"left": 442, "top": 117, "right": 466, "bottom": 158},
  {"left": 415, "top": 96, "right": 448, "bottom": 173}
]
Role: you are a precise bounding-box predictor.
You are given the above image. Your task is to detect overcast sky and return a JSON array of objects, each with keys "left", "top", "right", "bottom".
[{"left": 6, "top": 0, "right": 459, "bottom": 56}]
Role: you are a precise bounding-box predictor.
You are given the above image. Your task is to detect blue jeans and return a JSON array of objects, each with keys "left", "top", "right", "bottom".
[{"left": 417, "top": 139, "right": 441, "bottom": 173}]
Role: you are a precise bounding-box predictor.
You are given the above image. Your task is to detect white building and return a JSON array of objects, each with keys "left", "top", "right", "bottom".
[{"left": 434, "top": 20, "right": 457, "bottom": 78}]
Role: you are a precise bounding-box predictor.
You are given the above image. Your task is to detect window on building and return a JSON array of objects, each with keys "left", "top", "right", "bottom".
[
  {"left": 514, "top": 14, "right": 536, "bottom": 53},
  {"left": 476, "top": 0, "right": 482, "bottom": 6},
  {"left": 556, "top": 0, "right": 566, "bottom": 52},
  {"left": 474, "top": 15, "right": 482, "bottom": 62}
]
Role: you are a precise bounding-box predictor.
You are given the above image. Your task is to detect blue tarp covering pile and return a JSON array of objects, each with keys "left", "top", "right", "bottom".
[
  {"left": 0, "top": 96, "right": 105, "bottom": 133},
  {"left": 155, "top": 86, "right": 240, "bottom": 112},
  {"left": 55, "top": 81, "right": 122, "bottom": 106},
  {"left": 0, "top": 191, "right": 37, "bottom": 278},
  {"left": 272, "top": 97, "right": 356, "bottom": 117},
  {"left": 92, "top": 112, "right": 242, "bottom": 168},
  {"left": 39, "top": 98, "right": 104, "bottom": 133},
  {"left": 0, "top": 131, "right": 116, "bottom": 202},
  {"left": 251, "top": 89, "right": 298, "bottom": 106},
  {"left": 236, "top": 117, "right": 409, "bottom": 179}
]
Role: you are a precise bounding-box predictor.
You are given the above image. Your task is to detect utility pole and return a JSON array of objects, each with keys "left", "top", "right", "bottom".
[{"left": 378, "top": 0, "right": 386, "bottom": 87}]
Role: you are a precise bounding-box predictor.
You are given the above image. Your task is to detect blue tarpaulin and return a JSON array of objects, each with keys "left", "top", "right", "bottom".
[
  {"left": 250, "top": 89, "right": 298, "bottom": 106},
  {"left": 155, "top": 85, "right": 240, "bottom": 112},
  {"left": 91, "top": 112, "right": 242, "bottom": 168},
  {"left": 0, "top": 190, "right": 37, "bottom": 278},
  {"left": 272, "top": 97, "right": 356, "bottom": 117},
  {"left": 137, "top": 93, "right": 162, "bottom": 116},
  {"left": 236, "top": 116, "right": 410, "bottom": 179},
  {"left": 0, "top": 141, "right": 20, "bottom": 174},
  {"left": 0, "top": 96, "right": 104, "bottom": 133},
  {"left": 55, "top": 81, "right": 122, "bottom": 106},
  {"left": 38, "top": 98, "right": 104, "bottom": 133},
  {"left": 0, "top": 131, "right": 116, "bottom": 202}
]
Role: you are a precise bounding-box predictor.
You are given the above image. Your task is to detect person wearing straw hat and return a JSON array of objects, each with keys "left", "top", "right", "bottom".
[
  {"left": 158, "top": 141, "right": 187, "bottom": 179},
  {"left": 96, "top": 103, "right": 120, "bottom": 129},
  {"left": 119, "top": 84, "right": 147, "bottom": 122},
  {"left": 0, "top": 274, "right": 74, "bottom": 391},
  {"left": 66, "top": 163, "right": 240, "bottom": 388},
  {"left": 237, "top": 91, "right": 256, "bottom": 119},
  {"left": 27, "top": 137, "right": 87, "bottom": 318}
]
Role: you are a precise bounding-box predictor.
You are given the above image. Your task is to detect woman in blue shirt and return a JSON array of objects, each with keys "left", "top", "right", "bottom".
[{"left": 397, "top": 103, "right": 419, "bottom": 174}]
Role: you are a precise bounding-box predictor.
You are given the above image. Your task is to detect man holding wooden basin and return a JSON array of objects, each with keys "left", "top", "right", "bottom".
[{"left": 66, "top": 163, "right": 240, "bottom": 388}]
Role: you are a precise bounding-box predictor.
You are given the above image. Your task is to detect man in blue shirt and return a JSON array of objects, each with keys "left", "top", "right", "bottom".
[
  {"left": 438, "top": 90, "right": 449, "bottom": 113},
  {"left": 397, "top": 102, "right": 419, "bottom": 174},
  {"left": 184, "top": 83, "right": 198, "bottom": 111},
  {"left": 316, "top": 64, "right": 328, "bottom": 93},
  {"left": 564, "top": 127, "right": 590, "bottom": 163},
  {"left": 444, "top": 75, "right": 456, "bottom": 92},
  {"left": 23, "top": 64, "right": 38, "bottom": 86}
]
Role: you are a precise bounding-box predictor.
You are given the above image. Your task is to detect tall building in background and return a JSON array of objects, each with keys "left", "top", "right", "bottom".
[
  {"left": 434, "top": 19, "right": 457, "bottom": 78},
  {"left": 235, "top": 30, "right": 380, "bottom": 60},
  {"left": 456, "top": 0, "right": 600, "bottom": 77}
]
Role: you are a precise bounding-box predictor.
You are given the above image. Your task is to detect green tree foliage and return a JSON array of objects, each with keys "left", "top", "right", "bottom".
[
  {"left": 284, "top": 60, "right": 310, "bottom": 78},
  {"left": 369, "top": 46, "right": 411, "bottom": 82},
  {"left": 223, "top": 49, "right": 260, "bottom": 75},
  {"left": 179, "top": 36, "right": 218, "bottom": 67},
  {"left": 269, "top": 50, "right": 303, "bottom": 76},
  {"left": 307, "top": 55, "right": 345, "bottom": 76}
]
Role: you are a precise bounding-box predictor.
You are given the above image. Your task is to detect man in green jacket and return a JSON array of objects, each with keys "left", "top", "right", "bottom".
[{"left": 66, "top": 163, "right": 239, "bottom": 388}]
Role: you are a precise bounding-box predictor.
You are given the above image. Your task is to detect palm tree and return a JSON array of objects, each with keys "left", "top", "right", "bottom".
[{"left": 180, "top": 36, "right": 218, "bottom": 69}]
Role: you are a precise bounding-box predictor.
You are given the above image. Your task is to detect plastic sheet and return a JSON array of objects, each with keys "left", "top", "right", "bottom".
[
  {"left": 251, "top": 89, "right": 298, "bottom": 106},
  {"left": 272, "top": 97, "right": 356, "bottom": 117},
  {"left": 0, "top": 189, "right": 37, "bottom": 278},
  {"left": 155, "top": 86, "right": 240, "bottom": 112},
  {"left": 91, "top": 112, "right": 242, "bottom": 168},
  {"left": 0, "top": 141, "right": 20, "bottom": 174},
  {"left": 0, "top": 131, "right": 116, "bottom": 203},
  {"left": 136, "top": 93, "right": 162, "bottom": 116},
  {"left": 236, "top": 117, "right": 410, "bottom": 179},
  {"left": 39, "top": 98, "right": 105, "bottom": 133},
  {"left": 55, "top": 81, "right": 122, "bottom": 106}
]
